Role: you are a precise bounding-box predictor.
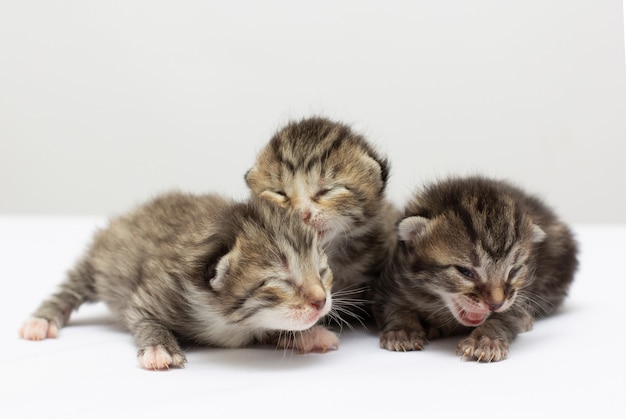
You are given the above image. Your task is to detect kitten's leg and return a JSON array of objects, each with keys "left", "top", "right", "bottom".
[
  {"left": 274, "top": 326, "right": 339, "bottom": 354},
  {"left": 131, "top": 318, "right": 187, "bottom": 370},
  {"left": 456, "top": 313, "right": 523, "bottom": 362},
  {"left": 19, "top": 258, "right": 97, "bottom": 340},
  {"left": 378, "top": 309, "right": 427, "bottom": 352}
]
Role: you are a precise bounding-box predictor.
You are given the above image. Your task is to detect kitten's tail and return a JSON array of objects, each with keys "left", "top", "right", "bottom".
[{"left": 19, "top": 257, "right": 98, "bottom": 340}]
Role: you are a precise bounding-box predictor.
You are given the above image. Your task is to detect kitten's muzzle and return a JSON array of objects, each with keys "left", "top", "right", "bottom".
[{"left": 485, "top": 288, "right": 506, "bottom": 312}]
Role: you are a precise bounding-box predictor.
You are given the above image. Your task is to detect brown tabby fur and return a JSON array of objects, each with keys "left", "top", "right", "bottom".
[
  {"left": 19, "top": 192, "right": 337, "bottom": 369},
  {"left": 373, "top": 176, "right": 578, "bottom": 362},
  {"left": 245, "top": 117, "right": 399, "bottom": 324}
]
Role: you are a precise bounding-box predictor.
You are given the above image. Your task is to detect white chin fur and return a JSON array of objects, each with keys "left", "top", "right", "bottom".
[
  {"left": 256, "top": 312, "right": 319, "bottom": 331},
  {"left": 256, "top": 296, "right": 332, "bottom": 332}
]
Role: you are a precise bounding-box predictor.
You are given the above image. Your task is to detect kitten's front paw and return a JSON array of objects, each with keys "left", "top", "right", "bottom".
[
  {"left": 19, "top": 317, "right": 59, "bottom": 340},
  {"left": 278, "top": 326, "right": 339, "bottom": 354},
  {"left": 138, "top": 345, "right": 187, "bottom": 371},
  {"left": 456, "top": 336, "right": 509, "bottom": 362},
  {"left": 380, "top": 329, "right": 427, "bottom": 352}
]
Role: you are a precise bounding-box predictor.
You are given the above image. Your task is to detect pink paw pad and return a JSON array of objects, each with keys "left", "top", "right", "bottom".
[{"left": 19, "top": 318, "right": 59, "bottom": 340}]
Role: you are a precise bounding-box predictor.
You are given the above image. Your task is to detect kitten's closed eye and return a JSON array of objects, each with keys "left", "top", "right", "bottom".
[
  {"left": 455, "top": 266, "right": 475, "bottom": 279},
  {"left": 260, "top": 190, "right": 290, "bottom": 206},
  {"left": 313, "top": 185, "right": 352, "bottom": 202},
  {"left": 264, "top": 186, "right": 352, "bottom": 207},
  {"left": 313, "top": 188, "right": 333, "bottom": 201},
  {"left": 265, "top": 277, "right": 296, "bottom": 292},
  {"left": 507, "top": 266, "right": 522, "bottom": 281}
]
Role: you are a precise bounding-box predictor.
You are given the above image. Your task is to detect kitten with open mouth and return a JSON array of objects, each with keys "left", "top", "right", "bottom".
[{"left": 373, "top": 176, "right": 578, "bottom": 362}]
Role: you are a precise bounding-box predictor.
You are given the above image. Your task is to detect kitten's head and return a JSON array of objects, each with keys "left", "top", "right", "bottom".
[
  {"left": 397, "top": 177, "right": 546, "bottom": 327},
  {"left": 245, "top": 117, "right": 390, "bottom": 246},
  {"left": 207, "top": 199, "right": 333, "bottom": 332}
]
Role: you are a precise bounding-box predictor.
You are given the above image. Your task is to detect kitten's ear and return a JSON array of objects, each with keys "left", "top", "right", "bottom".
[
  {"left": 243, "top": 167, "right": 256, "bottom": 188},
  {"left": 531, "top": 224, "right": 546, "bottom": 243},
  {"left": 361, "top": 154, "right": 390, "bottom": 190},
  {"left": 373, "top": 155, "right": 390, "bottom": 185},
  {"left": 398, "top": 216, "right": 431, "bottom": 245},
  {"left": 208, "top": 248, "right": 238, "bottom": 291}
]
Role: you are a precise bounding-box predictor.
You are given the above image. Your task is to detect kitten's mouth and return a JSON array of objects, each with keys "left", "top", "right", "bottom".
[
  {"left": 452, "top": 302, "right": 490, "bottom": 327},
  {"left": 291, "top": 304, "right": 331, "bottom": 331}
]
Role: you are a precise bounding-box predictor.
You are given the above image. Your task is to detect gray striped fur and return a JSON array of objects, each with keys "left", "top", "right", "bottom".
[{"left": 373, "top": 176, "right": 578, "bottom": 362}]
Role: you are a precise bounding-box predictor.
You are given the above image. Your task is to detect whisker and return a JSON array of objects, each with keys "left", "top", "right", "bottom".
[
  {"left": 284, "top": 330, "right": 294, "bottom": 353},
  {"left": 327, "top": 311, "right": 350, "bottom": 333},
  {"left": 516, "top": 289, "right": 555, "bottom": 317},
  {"left": 426, "top": 304, "right": 456, "bottom": 329},
  {"left": 331, "top": 286, "right": 370, "bottom": 297},
  {"left": 332, "top": 296, "right": 371, "bottom": 312},
  {"left": 331, "top": 308, "right": 361, "bottom": 330},
  {"left": 274, "top": 330, "right": 283, "bottom": 351},
  {"left": 275, "top": 330, "right": 288, "bottom": 361},
  {"left": 327, "top": 296, "right": 371, "bottom": 331}
]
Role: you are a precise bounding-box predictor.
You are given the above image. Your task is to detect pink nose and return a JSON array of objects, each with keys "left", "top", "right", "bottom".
[
  {"left": 300, "top": 210, "right": 312, "bottom": 222},
  {"left": 310, "top": 298, "right": 326, "bottom": 311},
  {"left": 488, "top": 301, "right": 504, "bottom": 312}
]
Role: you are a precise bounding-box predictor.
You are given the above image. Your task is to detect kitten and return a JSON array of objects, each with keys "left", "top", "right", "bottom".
[
  {"left": 19, "top": 192, "right": 337, "bottom": 370},
  {"left": 244, "top": 117, "right": 399, "bottom": 324},
  {"left": 373, "top": 176, "right": 578, "bottom": 362}
]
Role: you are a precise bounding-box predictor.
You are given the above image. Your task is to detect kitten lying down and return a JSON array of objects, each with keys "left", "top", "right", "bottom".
[
  {"left": 373, "top": 176, "right": 578, "bottom": 362},
  {"left": 19, "top": 192, "right": 337, "bottom": 370}
]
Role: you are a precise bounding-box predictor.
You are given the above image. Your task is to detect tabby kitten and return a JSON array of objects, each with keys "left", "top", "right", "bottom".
[
  {"left": 19, "top": 192, "right": 336, "bottom": 370},
  {"left": 245, "top": 117, "right": 399, "bottom": 322},
  {"left": 373, "top": 176, "right": 578, "bottom": 362}
]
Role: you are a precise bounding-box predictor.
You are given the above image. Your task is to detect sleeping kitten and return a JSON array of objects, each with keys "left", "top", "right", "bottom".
[
  {"left": 245, "top": 117, "right": 399, "bottom": 323},
  {"left": 373, "top": 176, "right": 578, "bottom": 362},
  {"left": 19, "top": 192, "right": 337, "bottom": 370}
]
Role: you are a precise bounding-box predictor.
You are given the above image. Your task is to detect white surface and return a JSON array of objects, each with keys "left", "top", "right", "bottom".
[
  {"left": 0, "top": 217, "right": 624, "bottom": 418},
  {"left": 1, "top": 1, "right": 626, "bottom": 223}
]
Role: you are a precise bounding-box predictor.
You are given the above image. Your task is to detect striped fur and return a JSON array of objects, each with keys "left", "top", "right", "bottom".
[
  {"left": 245, "top": 117, "right": 399, "bottom": 318},
  {"left": 19, "top": 192, "right": 337, "bottom": 369},
  {"left": 373, "top": 176, "right": 578, "bottom": 362}
]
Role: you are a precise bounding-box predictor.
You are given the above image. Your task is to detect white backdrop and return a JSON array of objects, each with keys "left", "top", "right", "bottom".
[{"left": 1, "top": 0, "right": 625, "bottom": 223}]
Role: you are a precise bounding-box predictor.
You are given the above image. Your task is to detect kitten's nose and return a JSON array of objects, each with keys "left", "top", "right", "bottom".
[
  {"left": 488, "top": 301, "right": 504, "bottom": 312},
  {"left": 310, "top": 298, "right": 326, "bottom": 311},
  {"left": 487, "top": 288, "right": 505, "bottom": 312},
  {"left": 300, "top": 210, "right": 312, "bottom": 222}
]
